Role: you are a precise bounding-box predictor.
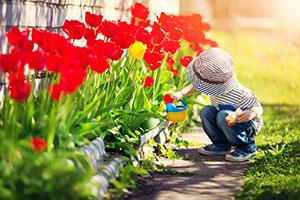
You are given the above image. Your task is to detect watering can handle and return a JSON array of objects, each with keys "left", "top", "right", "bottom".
[
  {"left": 178, "top": 100, "right": 188, "bottom": 110},
  {"left": 179, "top": 99, "right": 187, "bottom": 106}
]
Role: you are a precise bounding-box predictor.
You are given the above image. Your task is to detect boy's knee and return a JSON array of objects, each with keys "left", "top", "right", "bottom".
[
  {"left": 216, "top": 110, "right": 230, "bottom": 127},
  {"left": 200, "top": 106, "right": 216, "bottom": 121}
]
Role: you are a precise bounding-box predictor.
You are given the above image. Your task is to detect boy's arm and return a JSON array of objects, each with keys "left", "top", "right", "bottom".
[
  {"left": 172, "top": 84, "right": 198, "bottom": 102},
  {"left": 251, "top": 104, "right": 263, "bottom": 118}
]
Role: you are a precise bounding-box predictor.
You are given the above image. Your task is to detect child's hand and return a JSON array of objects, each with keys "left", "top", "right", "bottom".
[
  {"left": 171, "top": 92, "right": 183, "bottom": 102},
  {"left": 236, "top": 109, "right": 257, "bottom": 123}
]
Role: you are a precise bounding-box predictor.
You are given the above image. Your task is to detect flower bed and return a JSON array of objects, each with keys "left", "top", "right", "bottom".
[
  {"left": 0, "top": 3, "right": 215, "bottom": 198},
  {"left": 80, "top": 120, "right": 170, "bottom": 198}
]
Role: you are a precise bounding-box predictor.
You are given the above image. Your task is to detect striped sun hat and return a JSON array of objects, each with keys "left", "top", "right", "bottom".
[{"left": 186, "top": 48, "right": 239, "bottom": 96}]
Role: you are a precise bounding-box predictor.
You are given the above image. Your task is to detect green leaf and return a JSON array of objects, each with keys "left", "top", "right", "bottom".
[
  {"left": 117, "top": 142, "right": 137, "bottom": 158},
  {"left": 96, "top": 100, "right": 129, "bottom": 116},
  {"left": 77, "top": 93, "right": 105, "bottom": 120},
  {"left": 141, "top": 88, "right": 151, "bottom": 110},
  {"left": 72, "top": 120, "right": 115, "bottom": 136}
]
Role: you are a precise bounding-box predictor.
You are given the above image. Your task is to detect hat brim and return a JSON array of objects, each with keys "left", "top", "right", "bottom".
[{"left": 186, "top": 59, "right": 239, "bottom": 95}]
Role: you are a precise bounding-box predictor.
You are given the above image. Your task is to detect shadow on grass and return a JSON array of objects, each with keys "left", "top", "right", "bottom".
[{"left": 235, "top": 104, "right": 300, "bottom": 200}]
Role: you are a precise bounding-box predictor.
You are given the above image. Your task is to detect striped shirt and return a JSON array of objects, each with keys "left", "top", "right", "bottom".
[{"left": 210, "top": 83, "right": 263, "bottom": 131}]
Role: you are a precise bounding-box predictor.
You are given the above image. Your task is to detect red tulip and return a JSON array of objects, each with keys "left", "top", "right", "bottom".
[
  {"left": 6, "top": 27, "right": 23, "bottom": 46},
  {"left": 45, "top": 54, "right": 61, "bottom": 73},
  {"left": 168, "top": 66, "right": 179, "bottom": 77},
  {"left": 27, "top": 51, "right": 46, "bottom": 71},
  {"left": 131, "top": 3, "right": 149, "bottom": 20},
  {"left": 31, "top": 28, "right": 44, "bottom": 45},
  {"left": 89, "top": 54, "right": 110, "bottom": 74},
  {"left": 143, "top": 76, "right": 154, "bottom": 87},
  {"left": 143, "top": 49, "right": 164, "bottom": 65},
  {"left": 59, "top": 68, "right": 87, "bottom": 94},
  {"left": 159, "top": 13, "right": 175, "bottom": 33},
  {"left": 84, "top": 28, "right": 97, "bottom": 41},
  {"left": 184, "top": 30, "right": 205, "bottom": 44},
  {"left": 102, "top": 41, "right": 123, "bottom": 61},
  {"left": 135, "top": 28, "right": 150, "bottom": 45},
  {"left": 8, "top": 68, "right": 31, "bottom": 102},
  {"left": 111, "top": 22, "right": 135, "bottom": 48},
  {"left": 131, "top": 3, "right": 150, "bottom": 27},
  {"left": 180, "top": 56, "right": 193, "bottom": 67},
  {"left": 98, "top": 20, "right": 119, "bottom": 38},
  {"left": 58, "top": 47, "right": 89, "bottom": 91},
  {"left": 31, "top": 136, "right": 46, "bottom": 152},
  {"left": 9, "top": 80, "right": 31, "bottom": 102},
  {"left": 67, "top": 46, "right": 90, "bottom": 69},
  {"left": 150, "top": 23, "right": 165, "bottom": 45},
  {"left": 21, "top": 40, "right": 34, "bottom": 52},
  {"left": 85, "top": 12, "right": 103, "bottom": 27},
  {"left": 187, "top": 14, "right": 210, "bottom": 31},
  {"left": 111, "top": 33, "right": 134, "bottom": 49},
  {"left": 62, "top": 20, "right": 86, "bottom": 39},
  {"left": 162, "top": 39, "right": 180, "bottom": 54},
  {"left": 152, "top": 43, "right": 164, "bottom": 52},
  {"left": 21, "top": 29, "right": 31, "bottom": 38},
  {"left": 0, "top": 52, "right": 22, "bottom": 72},
  {"left": 87, "top": 39, "right": 105, "bottom": 53},
  {"left": 37, "top": 31, "right": 69, "bottom": 55},
  {"left": 7, "top": 28, "right": 34, "bottom": 52},
  {"left": 168, "top": 27, "right": 183, "bottom": 41},
  {"left": 166, "top": 56, "right": 175, "bottom": 67},
  {"left": 131, "top": 17, "right": 150, "bottom": 27},
  {"left": 143, "top": 49, "right": 164, "bottom": 71},
  {"left": 148, "top": 62, "right": 162, "bottom": 71},
  {"left": 49, "top": 84, "right": 63, "bottom": 101},
  {"left": 203, "top": 38, "right": 218, "bottom": 47},
  {"left": 193, "top": 45, "right": 204, "bottom": 56},
  {"left": 163, "top": 94, "right": 174, "bottom": 104},
  {"left": 169, "top": 13, "right": 212, "bottom": 50}
]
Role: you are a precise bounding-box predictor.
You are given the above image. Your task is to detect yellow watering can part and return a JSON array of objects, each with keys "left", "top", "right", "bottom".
[{"left": 167, "top": 110, "right": 188, "bottom": 123}]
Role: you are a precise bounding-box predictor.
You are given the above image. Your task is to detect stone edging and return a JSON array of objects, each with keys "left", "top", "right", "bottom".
[{"left": 81, "top": 120, "right": 171, "bottom": 198}]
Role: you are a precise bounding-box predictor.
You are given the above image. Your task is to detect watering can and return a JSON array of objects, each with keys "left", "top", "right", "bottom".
[{"left": 165, "top": 100, "right": 188, "bottom": 123}]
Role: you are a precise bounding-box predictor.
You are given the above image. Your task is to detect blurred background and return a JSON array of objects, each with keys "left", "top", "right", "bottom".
[{"left": 0, "top": 0, "right": 299, "bottom": 105}]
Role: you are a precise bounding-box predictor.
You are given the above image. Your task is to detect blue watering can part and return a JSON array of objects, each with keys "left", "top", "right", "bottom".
[{"left": 165, "top": 100, "right": 188, "bottom": 113}]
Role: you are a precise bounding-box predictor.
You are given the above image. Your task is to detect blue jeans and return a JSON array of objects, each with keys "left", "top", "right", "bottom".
[{"left": 200, "top": 105, "right": 257, "bottom": 153}]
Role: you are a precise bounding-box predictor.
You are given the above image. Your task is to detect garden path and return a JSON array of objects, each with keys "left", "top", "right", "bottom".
[{"left": 126, "top": 127, "right": 249, "bottom": 200}]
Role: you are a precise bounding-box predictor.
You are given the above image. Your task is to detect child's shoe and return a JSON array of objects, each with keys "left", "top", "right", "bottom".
[
  {"left": 225, "top": 148, "right": 256, "bottom": 162},
  {"left": 198, "top": 144, "right": 231, "bottom": 156}
]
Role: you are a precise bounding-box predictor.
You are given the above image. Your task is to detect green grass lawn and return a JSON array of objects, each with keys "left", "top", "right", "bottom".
[{"left": 211, "top": 30, "right": 300, "bottom": 199}]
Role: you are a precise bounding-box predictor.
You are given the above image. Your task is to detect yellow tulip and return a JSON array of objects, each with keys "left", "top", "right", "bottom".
[
  {"left": 159, "top": 103, "right": 166, "bottom": 112},
  {"left": 128, "top": 41, "right": 147, "bottom": 60}
]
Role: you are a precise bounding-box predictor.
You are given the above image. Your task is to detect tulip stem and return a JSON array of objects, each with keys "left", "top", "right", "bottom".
[{"left": 152, "top": 66, "right": 161, "bottom": 103}]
